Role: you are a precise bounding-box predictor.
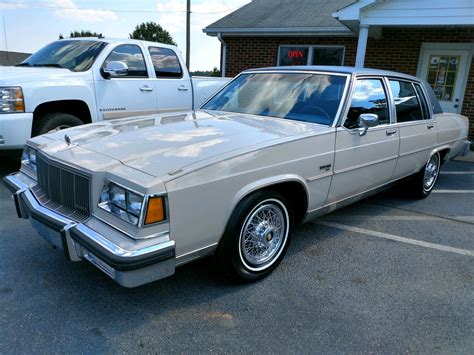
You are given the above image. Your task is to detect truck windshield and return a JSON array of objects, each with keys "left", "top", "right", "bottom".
[
  {"left": 18, "top": 40, "right": 107, "bottom": 72},
  {"left": 202, "top": 72, "right": 348, "bottom": 126}
]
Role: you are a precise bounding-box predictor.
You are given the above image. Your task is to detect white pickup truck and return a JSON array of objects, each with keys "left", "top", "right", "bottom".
[{"left": 0, "top": 38, "right": 230, "bottom": 150}]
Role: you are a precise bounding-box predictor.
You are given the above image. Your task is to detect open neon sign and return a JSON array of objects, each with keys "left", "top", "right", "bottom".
[{"left": 288, "top": 50, "right": 305, "bottom": 59}]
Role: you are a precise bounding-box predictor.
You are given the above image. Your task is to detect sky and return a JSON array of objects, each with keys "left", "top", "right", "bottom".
[{"left": 0, "top": 0, "right": 250, "bottom": 71}]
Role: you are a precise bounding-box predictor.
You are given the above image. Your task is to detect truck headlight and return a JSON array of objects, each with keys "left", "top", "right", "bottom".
[
  {"left": 0, "top": 87, "right": 25, "bottom": 113},
  {"left": 21, "top": 145, "right": 37, "bottom": 177},
  {"left": 98, "top": 182, "right": 167, "bottom": 226}
]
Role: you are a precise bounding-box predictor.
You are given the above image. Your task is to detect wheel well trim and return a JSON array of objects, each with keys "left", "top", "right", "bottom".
[
  {"left": 216, "top": 175, "right": 309, "bottom": 249},
  {"left": 429, "top": 145, "right": 450, "bottom": 163},
  {"left": 32, "top": 99, "right": 95, "bottom": 122}
]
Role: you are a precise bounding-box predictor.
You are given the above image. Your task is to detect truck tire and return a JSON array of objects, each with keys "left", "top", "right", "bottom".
[
  {"left": 32, "top": 112, "right": 84, "bottom": 136},
  {"left": 216, "top": 190, "right": 293, "bottom": 282}
]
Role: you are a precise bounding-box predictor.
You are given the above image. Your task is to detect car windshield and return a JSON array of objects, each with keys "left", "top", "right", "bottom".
[
  {"left": 202, "top": 72, "right": 348, "bottom": 126},
  {"left": 19, "top": 40, "right": 107, "bottom": 72}
]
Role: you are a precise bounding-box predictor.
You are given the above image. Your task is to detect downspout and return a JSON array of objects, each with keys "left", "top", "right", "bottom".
[{"left": 217, "top": 32, "right": 226, "bottom": 77}]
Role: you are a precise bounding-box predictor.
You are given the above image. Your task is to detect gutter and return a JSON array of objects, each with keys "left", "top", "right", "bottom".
[
  {"left": 204, "top": 26, "right": 353, "bottom": 36},
  {"left": 217, "top": 32, "right": 226, "bottom": 77}
]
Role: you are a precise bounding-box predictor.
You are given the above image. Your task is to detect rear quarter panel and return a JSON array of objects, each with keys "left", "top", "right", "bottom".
[{"left": 435, "top": 113, "right": 469, "bottom": 158}]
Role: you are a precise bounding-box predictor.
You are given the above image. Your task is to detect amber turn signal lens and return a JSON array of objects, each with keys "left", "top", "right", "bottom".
[
  {"left": 145, "top": 196, "right": 165, "bottom": 225},
  {"left": 15, "top": 89, "right": 25, "bottom": 112}
]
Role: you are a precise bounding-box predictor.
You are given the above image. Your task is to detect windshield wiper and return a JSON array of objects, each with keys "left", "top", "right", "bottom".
[
  {"left": 32, "top": 63, "right": 65, "bottom": 69},
  {"left": 15, "top": 63, "right": 32, "bottom": 67}
]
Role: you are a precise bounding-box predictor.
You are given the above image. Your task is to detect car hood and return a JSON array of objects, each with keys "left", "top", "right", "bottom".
[
  {"left": 39, "top": 110, "right": 332, "bottom": 179},
  {"left": 0, "top": 66, "right": 89, "bottom": 85}
]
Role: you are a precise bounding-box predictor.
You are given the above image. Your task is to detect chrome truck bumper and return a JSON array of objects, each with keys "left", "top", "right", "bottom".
[{"left": 3, "top": 173, "right": 176, "bottom": 288}]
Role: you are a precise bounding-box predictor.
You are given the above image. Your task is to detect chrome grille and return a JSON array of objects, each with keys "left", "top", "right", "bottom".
[{"left": 32, "top": 154, "right": 91, "bottom": 222}]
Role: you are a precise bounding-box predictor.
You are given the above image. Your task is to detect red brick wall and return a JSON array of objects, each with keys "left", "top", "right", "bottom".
[{"left": 222, "top": 27, "right": 474, "bottom": 139}]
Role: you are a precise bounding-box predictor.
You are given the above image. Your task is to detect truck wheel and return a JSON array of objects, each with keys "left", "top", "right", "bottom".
[
  {"left": 408, "top": 152, "right": 441, "bottom": 199},
  {"left": 216, "top": 190, "right": 292, "bottom": 282},
  {"left": 32, "top": 112, "right": 84, "bottom": 136}
]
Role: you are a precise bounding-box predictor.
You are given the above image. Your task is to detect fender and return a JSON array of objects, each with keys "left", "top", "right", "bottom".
[{"left": 218, "top": 174, "right": 310, "bottom": 242}]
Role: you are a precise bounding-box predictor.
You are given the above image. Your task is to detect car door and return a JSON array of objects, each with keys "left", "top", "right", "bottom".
[
  {"left": 389, "top": 79, "right": 437, "bottom": 179},
  {"left": 148, "top": 46, "right": 193, "bottom": 113},
  {"left": 94, "top": 44, "right": 157, "bottom": 120},
  {"left": 326, "top": 77, "right": 400, "bottom": 204}
]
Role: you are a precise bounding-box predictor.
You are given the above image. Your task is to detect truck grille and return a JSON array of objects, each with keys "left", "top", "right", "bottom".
[{"left": 32, "top": 154, "right": 91, "bottom": 222}]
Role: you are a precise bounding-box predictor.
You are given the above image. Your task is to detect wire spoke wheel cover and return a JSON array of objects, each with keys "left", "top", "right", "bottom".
[
  {"left": 423, "top": 153, "right": 440, "bottom": 191},
  {"left": 238, "top": 198, "right": 289, "bottom": 272}
]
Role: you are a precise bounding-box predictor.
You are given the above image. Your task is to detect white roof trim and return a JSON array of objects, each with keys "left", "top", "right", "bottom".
[
  {"left": 332, "top": 0, "right": 383, "bottom": 21},
  {"left": 203, "top": 26, "right": 353, "bottom": 36}
]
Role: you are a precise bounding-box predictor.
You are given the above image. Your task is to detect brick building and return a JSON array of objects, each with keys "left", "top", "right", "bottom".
[{"left": 204, "top": 0, "right": 474, "bottom": 139}]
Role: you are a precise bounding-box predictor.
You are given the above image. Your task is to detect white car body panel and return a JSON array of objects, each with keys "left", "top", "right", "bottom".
[{"left": 0, "top": 38, "right": 229, "bottom": 149}]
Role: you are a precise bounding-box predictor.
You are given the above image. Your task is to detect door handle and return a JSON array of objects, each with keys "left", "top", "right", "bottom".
[
  {"left": 140, "top": 85, "right": 153, "bottom": 92},
  {"left": 386, "top": 129, "right": 397, "bottom": 136},
  {"left": 427, "top": 123, "right": 435, "bottom": 129},
  {"left": 178, "top": 85, "right": 189, "bottom": 91}
]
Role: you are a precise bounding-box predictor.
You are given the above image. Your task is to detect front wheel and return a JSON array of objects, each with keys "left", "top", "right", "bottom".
[
  {"left": 32, "top": 112, "right": 84, "bottom": 136},
  {"left": 216, "top": 190, "right": 292, "bottom": 282},
  {"left": 408, "top": 152, "right": 441, "bottom": 199}
]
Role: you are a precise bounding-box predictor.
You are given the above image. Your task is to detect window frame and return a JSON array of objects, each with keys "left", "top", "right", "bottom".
[
  {"left": 339, "top": 75, "right": 393, "bottom": 131},
  {"left": 277, "top": 45, "right": 345, "bottom": 67},
  {"left": 386, "top": 77, "right": 434, "bottom": 125},
  {"left": 148, "top": 46, "right": 184, "bottom": 79},
  {"left": 101, "top": 44, "right": 149, "bottom": 79}
]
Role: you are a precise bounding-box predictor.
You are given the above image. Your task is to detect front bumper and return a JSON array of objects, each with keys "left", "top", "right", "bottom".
[
  {"left": 3, "top": 173, "right": 176, "bottom": 288},
  {"left": 0, "top": 112, "right": 33, "bottom": 149}
]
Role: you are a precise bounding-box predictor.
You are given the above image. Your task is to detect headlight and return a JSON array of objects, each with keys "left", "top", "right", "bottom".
[
  {"left": 98, "top": 182, "right": 167, "bottom": 227},
  {"left": 99, "top": 182, "right": 143, "bottom": 225},
  {"left": 21, "top": 145, "right": 37, "bottom": 175},
  {"left": 0, "top": 87, "right": 25, "bottom": 113}
]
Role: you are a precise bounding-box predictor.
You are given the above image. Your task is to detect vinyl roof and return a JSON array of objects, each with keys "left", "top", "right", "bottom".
[{"left": 243, "top": 65, "right": 421, "bottom": 81}]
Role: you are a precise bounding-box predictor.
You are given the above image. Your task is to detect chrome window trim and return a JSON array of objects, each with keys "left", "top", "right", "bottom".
[
  {"left": 385, "top": 76, "right": 435, "bottom": 124},
  {"left": 338, "top": 74, "right": 394, "bottom": 131},
  {"left": 201, "top": 70, "right": 351, "bottom": 128}
]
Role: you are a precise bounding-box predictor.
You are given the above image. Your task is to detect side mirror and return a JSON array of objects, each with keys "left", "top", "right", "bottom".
[
  {"left": 358, "top": 113, "right": 379, "bottom": 136},
  {"left": 102, "top": 61, "right": 128, "bottom": 78}
]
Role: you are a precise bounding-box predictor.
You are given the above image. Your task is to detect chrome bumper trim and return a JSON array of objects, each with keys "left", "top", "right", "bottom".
[{"left": 3, "top": 173, "right": 176, "bottom": 287}]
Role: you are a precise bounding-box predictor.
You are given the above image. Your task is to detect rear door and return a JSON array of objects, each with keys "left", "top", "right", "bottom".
[
  {"left": 148, "top": 46, "right": 193, "bottom": 113},
  {"left": 388, "top": 79, "right": 437, "bottom": 180},
  {"left": 327, "top": 76, "right": 400, "bottom": 204}
]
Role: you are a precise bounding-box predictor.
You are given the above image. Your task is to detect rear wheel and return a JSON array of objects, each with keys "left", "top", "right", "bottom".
[
  {"left": 216, "top": 190, "right": 292, "bottom": 282},
  {"left": 408, "top": 152, "right": 441, "bottom": 199},
  {"left": 32, "top": 112, "right": 84, "bottom": 136}
]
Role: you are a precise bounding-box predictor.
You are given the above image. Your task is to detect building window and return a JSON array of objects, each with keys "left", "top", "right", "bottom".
[{"left": 278, "top": 45, "right": 344, "bottom": 67}]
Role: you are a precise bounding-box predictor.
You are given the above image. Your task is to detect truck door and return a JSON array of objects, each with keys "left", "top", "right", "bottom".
[
  {"left": 147, "top": 46, "right": 193, "bottom": 113},
  {"left": 94, "top": 44, "right": 157, "bottom": 120}
]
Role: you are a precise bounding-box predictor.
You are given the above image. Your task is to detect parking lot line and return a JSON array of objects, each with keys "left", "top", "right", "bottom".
[
  {"left": 432, "top": 190, "right": 474, "bottom": 193},
  {"left": 440, "top": 171, "right": 474, "bottom": 175},
  {"left": 314, "top": 220, "right": 474, "bottom": 257},
  {"left": 322, "top": 215, "right": 474, "bottom": 222}
]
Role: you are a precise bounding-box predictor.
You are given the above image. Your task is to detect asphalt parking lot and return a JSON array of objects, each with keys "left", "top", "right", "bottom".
[{"left": 0, "top": 156, "right": 473, "bottom": 353}]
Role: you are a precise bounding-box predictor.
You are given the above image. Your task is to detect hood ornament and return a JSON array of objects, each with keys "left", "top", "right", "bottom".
[{"left": 64, "top": 134, "right": 72, "bottom": 145}]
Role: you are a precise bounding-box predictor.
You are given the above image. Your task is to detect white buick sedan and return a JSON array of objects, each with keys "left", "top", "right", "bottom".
[{"left": 4, "top": 67, "right": 471, "bottom": 287}]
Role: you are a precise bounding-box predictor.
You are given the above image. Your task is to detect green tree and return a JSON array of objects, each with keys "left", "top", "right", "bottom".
[
  {"left": 69, "top": 30, "right": 102, "bottom": 38},
  {"left": 129, "top": 22, "right": 176, "bottom": 45},
  {"left": 59, "top": 30, "right": 102, "bottom": 39}
]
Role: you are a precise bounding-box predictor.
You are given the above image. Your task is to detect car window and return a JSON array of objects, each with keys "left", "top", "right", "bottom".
[
  {"left": 414, "top": 83, "right": 431, "bottom": 120},
  {"left": 202, "top": 73, "right": 347, "bottom": 126},
  {"left": 389, "top": 80, "right": 425, "bottom": 123},
  {"left": 149, "top": 47, "right": 183, "bottom": 78},
  {"left": 103, "top": 44, "right": 148, "bottom": 78},
  {"left": 344, "top": 79, "right": 389, "bottom": 129}
]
